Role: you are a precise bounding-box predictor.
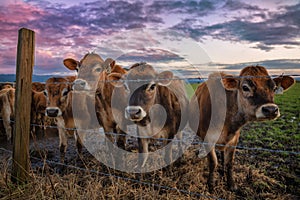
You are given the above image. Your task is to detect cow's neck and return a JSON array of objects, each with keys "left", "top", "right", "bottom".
[{"left": 226, "top": 90, "right": 247, "bottom": 133}]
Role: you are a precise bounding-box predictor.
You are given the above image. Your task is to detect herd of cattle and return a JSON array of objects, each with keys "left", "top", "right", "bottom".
[{"left": 0, "top": 52, "right": 295, "bottom": 192}]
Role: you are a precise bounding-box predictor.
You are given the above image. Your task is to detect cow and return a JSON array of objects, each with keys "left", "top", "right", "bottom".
[
  {"left": 107, "top": 62, "right": 189, "bottom": 167},
  {"left": 0, "top": 83, "right": 14, "bottom": 90},
  {"left": 44, "top": 76, "right": 83, "bottom": 162},
  {"left": 32, "top": 82, "right": 45, "bottom": 92},
  {"left": 0, "top": 86, "right": 15, "bottom": 142},
  {"left": 63, "top": 53, "right": 127, "bottom": 150},
  {"left": 189, "top": 66, "right": 295, "bottom": 192},
  {"left": 31, "top": 89, "right": 47, "bottom": 137}
]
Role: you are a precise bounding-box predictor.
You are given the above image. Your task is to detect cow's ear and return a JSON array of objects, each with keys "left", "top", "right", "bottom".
[
  {"left": 273, "top": 76, "right": 295, "bottom": 91},
  {"left": 103, "top": 58, "right": 115, "bottom": 73},
  {"left": 107, "top": 72, "right": 124, "bottom": 87},
  {"left": 63, "top": 58, "right": 79, "bottom": 71},
  {"left": 157, "top": 71, "right": 173, "bottom": 86},
  {"left": 221, "top": 76, "right": 239, "bottom": 90}
]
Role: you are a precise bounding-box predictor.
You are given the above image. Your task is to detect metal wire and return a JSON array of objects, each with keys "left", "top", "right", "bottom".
[
  {"left": 0, "top": 147, "right": 221, "bottom": 200},
  {"left": 1, "top": 119, "right": 299, "bottom": 156},
  {"left": 1, "top": 74, "right": 299, "bottom": 85}
]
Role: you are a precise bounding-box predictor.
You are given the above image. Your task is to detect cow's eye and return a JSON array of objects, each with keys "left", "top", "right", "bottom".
[
  {"left": 62, "top": 88, "right": 69, "bottom": 96},
  {"left": 148, "top": 84, "right": 156, "bottom": 91},
  {"left": 43, "top": 90, "right": 48, "bottom": 97},
  {"left": 242, "top": 85, "right": 250, "bottom": 92},
  {"left": 95, "top": 67, "right": 102, "bottom": 73}
]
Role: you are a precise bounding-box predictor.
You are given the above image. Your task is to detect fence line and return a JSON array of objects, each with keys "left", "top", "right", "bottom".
[
  {"left": 1, "top": 74, "right": 300, "bottom": 85},
  {"left": 0, "top": 147, "right": 221, "bottom": 200},
  {"left": 1, "top": 118, "right": 299, "bottom": 156}
]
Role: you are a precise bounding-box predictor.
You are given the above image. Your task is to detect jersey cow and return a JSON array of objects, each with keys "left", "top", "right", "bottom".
[
  {"left": 44, "top": 76, "right": 82, "bottom": 162},
  {"left": 31, "top": 82, "right": 46, "bottom": 136},
  {"left": 0, "top": 86, "right": 15, "bottom": 142},
  {"left": 63, "top": 53, "right": 127, "bottom": 150},
  {"left": 189, "top": 66, "right": 295, "bottom": 192},
  {"left": 108, "top": 63, "right": 189, "bottom": 167}
]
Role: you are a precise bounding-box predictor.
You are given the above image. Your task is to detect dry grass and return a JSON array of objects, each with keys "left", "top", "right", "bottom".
[{"left": 0, "top": 144, "right": 298, "bottom": 200}]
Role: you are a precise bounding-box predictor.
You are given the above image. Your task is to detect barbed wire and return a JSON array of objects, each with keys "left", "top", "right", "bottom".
[
  {"left": 1, "top": 119, "right": 299, "bottom": 155},
  {"left": 1, "top": 74, "right": 299, "bottom": 86},
  {"left": 0, "top": 147, "right": 221, "bottom": 200}
]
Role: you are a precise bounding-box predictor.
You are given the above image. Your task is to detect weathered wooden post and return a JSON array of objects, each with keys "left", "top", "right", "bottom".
[{"left": 11, "top": 28, "right": 35, "bottom": 184}]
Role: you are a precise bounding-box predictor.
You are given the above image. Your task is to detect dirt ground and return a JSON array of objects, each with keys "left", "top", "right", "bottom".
[{"left": 0, "top": 125, "right": 298, "bottom": 200}]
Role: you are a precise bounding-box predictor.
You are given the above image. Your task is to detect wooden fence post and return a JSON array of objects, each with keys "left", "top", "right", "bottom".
[{"left": 11, "top": 28, "right": 35, "bottom": 184}]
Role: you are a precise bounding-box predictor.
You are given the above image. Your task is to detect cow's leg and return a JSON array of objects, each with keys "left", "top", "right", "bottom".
[
  {"left": 164, "top": 135, "right": 173, "bottom": 165},
  {"left": 177, "top": 131, "right": 184, "bottom": 162},
  {"left": 225, "top": 133, "right": 239, "bottom": 191},
  {"left": 116, "top": 128, "right": 126, "bottom": 150},
  {"left": 57, "top": 118, "right": 67, "bottom": 163},
  {"left": 207, "top": 148, "right": 218, "bottom": 193},
  {"left": 2, "top": 105, "right": 12, "bottom": 143},
  {"left": 58, "top": 128, "right": 68, "bottom": 163},
  {"left": 138, "top": 138, "right": 149, "bottom": 168},
  {"left": 74, "top": 131, "right": 83, "bottom": 156},
  {"left": 219, "top": 151, "right": 225, "bottom": 176}
]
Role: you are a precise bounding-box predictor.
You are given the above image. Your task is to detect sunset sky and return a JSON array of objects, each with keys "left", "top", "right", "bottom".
[{"left": 1, "top": 0, "right": 299, "bottom": 77}]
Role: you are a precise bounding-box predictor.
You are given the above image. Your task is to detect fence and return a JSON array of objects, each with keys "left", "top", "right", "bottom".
[{"left": 0, "top": 112, "right": 298, "bottom": 199}]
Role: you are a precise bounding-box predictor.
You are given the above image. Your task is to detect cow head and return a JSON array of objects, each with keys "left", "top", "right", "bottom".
[
  {"left": 108, "top": 63, "right": 173, "bottom": 123},
  {"left": 44, "top": 77, "right": 73, "bottom": 118},
  {"left": 63, "top": 52, "right": 115, "bottom": 91},
  {"left": 221, "top": 66, "right": 295, "bottom": 121}
]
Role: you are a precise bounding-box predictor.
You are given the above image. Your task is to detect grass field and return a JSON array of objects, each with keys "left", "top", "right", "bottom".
[{"left": 0, "top": 82, "right": 299, "bottom": 199}]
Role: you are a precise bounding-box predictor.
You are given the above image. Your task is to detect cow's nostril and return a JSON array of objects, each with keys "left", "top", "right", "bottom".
[
  {"left": 262, "top": 105, "right": 278, "bottom": 116},
  {"left": 125, "top": 106, "right": 144, "bottom": 120},
  {"left": 80, "top": 81, "right": 85, "bottom": 86},
  {"left": 46, "top": 108, "right": 59, "bottom": 117}
]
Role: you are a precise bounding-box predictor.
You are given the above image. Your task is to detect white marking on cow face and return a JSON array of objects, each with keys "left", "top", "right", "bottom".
[
  {"left": 45, "top": 107, "right": 62, "bottom": 117},
  {"left": 72, "top": 79, "right": 91, "bottom": 91},
  {"left": 255, "top": 103, "right": 280, "bottom": 120},
  {"left": 125, "top": 106, "right": 147, "bottom": 121}
]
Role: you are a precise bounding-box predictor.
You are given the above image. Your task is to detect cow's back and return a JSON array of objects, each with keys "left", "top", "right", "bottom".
[{"left": 189, "top": 73, "right": 231, "bottom": 140}]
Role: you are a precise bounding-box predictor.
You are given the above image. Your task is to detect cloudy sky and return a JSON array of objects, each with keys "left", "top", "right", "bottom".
[{"left": 1, "top": 0, "right": 299, "bottom": 77}]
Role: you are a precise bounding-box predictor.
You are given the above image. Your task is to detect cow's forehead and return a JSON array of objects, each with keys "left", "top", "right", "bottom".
[
  {"left": 127, "top": 64, "right": 156, "bottom": 80},
  {"left": 239, "top": 66, "right": 275, "bottom": 89},
  {"left": 46, "top": 78, "right": 70, "bottom": 93},
  {"left": 80, "top": 53, "right": 103, "bottom": 67},
  {"left": 239, "top": 66, "right": 269, "bottom": 77}
]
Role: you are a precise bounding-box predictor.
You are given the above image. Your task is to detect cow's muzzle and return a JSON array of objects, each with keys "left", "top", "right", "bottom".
[
  {"left": 73, "top": 79, "right": 90, "bottom": 91},
  {"left": 125, "top": 106, "right": 147, "bottom": 121},
  {"left": 46, "top": 107, "right": 62, "bottom": 118},
  {"left": 256, "top": 103, "right": 280, "bottom": 120}
]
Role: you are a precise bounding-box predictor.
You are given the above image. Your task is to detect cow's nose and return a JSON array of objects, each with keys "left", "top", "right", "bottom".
[
  {"left": 46, "top": 108, "right": 59, "bottom": 117},
  {"left": 262, "top": 105, "right": 279, "bottom": 117},
  {"left": 125, "top": 106, "right": 143, "bottom": 120},
  {"left": 73, "top": 79, "right": 87, "bottom": 90}
]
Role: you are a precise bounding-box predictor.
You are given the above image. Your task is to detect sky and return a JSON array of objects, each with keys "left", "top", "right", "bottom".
[{"left": 0, "top": 0, "right": 300, "bottom": 78}]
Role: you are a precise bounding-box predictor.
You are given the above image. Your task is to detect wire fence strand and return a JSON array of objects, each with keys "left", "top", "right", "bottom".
[
  {"left": 1, "top": 119, "right": 299, "bottom": 156},
  {"left": 0, "top": 147, "right": 221, "bottom": 200}
]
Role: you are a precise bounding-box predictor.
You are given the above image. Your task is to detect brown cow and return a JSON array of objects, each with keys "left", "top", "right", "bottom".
[
  {"left": 63, "top": 53, "right": 127, "bottom": 149},
  {"left": 32, "top": 82, "right": 45, "bottom": 92},
  {"left": 0, "top": 83, "right": 14, "bottom": 90},
  {"left": 44, "top": 76, "right": 84, "bottom": 162},
  {"left": 31, "top": 89, "right": 47, "bottom": 136},
  {"left": 189, "top": 66, "right": 295, "bottom": 192},
  {"left": 108, "top": 63, "right": 189, "bottom": 167},
  {"left": 0, "top": 87, "right": 15, "bottom": 142}
]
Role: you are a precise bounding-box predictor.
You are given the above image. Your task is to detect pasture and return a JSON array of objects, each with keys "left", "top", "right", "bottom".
[{"left": 0, "top": 82, "right": 299, "bottom": 200}]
